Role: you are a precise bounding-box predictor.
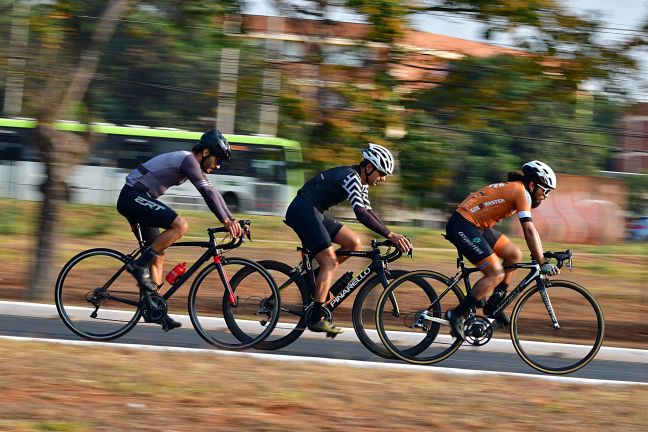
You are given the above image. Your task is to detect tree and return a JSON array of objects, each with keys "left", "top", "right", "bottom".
[
  {"left": 405, "top": 55, "right": 621, "bottom": 204},
  {"left": 21, "top": 0, "right": 239, "bottom": 300},
  {"left": 27, "top": 0, "right": 134, "bottom": 300}
]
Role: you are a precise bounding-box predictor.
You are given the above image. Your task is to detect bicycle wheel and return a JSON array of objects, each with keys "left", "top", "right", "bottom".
[
  {"left": 376, "top": 270, "right": 465, "bottom": 365},
  {"left": 240, "top": 260, "right": 310, "bottom": 350},
  {"left": 352, "top": 269, "right": 409, "bottom": 359},
  {"left": 55, "top": 248, "right": 141, "bottom": 341},
  {"left": 511, "top": 280, "right": 605, "bottom": 374},
  {"left": 188, "top": 257, "right": 280, "bottom": 350}
]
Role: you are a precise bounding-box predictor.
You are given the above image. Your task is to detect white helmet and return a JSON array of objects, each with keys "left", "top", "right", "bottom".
[
  {"left": 362, "top": 143, "right": 395, "bottom": 175},
  {"left": 522, "top": 160, "right": 557, "bottom": 189}
]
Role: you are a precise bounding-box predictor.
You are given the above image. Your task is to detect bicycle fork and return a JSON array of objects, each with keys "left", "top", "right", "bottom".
[
  {"left": 538, "top": 279, "right": 560, "bottom": 330},
  {"left": 214, "top": 255, "right": 237, "bottom": 306}
]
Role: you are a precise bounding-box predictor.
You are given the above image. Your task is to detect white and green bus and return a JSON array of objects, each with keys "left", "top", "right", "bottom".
[{"left": 0, "top": 118, "right": 303, "bottom": 215}]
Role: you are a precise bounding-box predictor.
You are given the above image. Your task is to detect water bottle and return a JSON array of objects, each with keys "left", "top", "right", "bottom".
[
  {"left": 165, "top": 262, "right": 187, "bottom": 285},
  {"left": 329, "top": 271, "right": 354, "bottom": 297}
]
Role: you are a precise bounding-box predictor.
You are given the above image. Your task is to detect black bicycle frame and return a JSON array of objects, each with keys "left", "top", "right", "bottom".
[
  {"left": 114, "top": 225, "right": 245, "bottom": 307},
  {"left": 275, "top": 242, "right": 400, "bottom": 315},
  {"left": 437, "top": 251, "right": 559, "bottom": 326}
]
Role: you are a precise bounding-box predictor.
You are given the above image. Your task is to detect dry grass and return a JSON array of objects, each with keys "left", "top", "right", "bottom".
[{"left": 0, "top": 339, "right": 646, "bottom": 431}]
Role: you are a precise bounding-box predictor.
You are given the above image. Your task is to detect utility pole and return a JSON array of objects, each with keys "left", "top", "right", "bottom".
[
  {"left": 3, "top": 0, "right": 30, "bottom": 116},
  {"left": 216, "top": 15, "right": 241, "bottom": 134},
  {"left": 259, "top": 16, "right": 284, "bottom": 136}
]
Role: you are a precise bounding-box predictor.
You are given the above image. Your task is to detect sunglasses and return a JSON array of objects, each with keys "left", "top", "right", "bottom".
[{"left": 537, "top": 184, "right": 552, "bottom": 196}]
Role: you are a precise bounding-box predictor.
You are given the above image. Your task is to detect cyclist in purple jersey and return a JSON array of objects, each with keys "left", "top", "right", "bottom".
[
  {"left": 285, "top": 143, "right": 412, "bottom": 335},
  {"left": 116, "top": 129, "right": 241, "bottom": 331}
]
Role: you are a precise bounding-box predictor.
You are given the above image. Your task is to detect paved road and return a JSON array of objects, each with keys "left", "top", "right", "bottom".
[{"left": 1, "top": 313, "right": 646, "bottom": 384}]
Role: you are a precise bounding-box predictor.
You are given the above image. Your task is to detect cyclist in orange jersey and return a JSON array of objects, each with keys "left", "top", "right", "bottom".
[{"left": 445, "top": 161, "right": 560, "bottom": 340}]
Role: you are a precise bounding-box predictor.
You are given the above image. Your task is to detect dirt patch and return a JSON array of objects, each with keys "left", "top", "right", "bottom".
[{"left": 0, "top": 339, "right": 646, "bottom": 431}]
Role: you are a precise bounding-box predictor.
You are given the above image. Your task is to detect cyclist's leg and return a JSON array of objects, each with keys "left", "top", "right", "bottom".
[
  {"left": 331, "top": 224, "right": 362, "bottom": 265},
  {"left": 488, "top": 231, "right": 522, "bottom": 286},
  {"left": 482, "top": 233, "right": 520, "bottom": 327},
  {"left": 284, "top": 197, "right": 343, "bottom": 334},
  {"left": 470, "top": 257, "right": 505, "bottom": 301},
  {"left": 137, "top": 226, "right": 163, "bottom": 284},
  {"left": 117, "top": 186, "right": 179, "bottom": 290},
  {"left": 313, "top": 247, "right": 339, "bottom": 303},
  {"left": 444, "top": 212, "right": 503, "bottom": 338}
]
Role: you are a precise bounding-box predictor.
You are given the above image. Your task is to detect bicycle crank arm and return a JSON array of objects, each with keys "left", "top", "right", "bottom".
[{"left": 422, "top": 316, "right": 449, "bottom": 325}]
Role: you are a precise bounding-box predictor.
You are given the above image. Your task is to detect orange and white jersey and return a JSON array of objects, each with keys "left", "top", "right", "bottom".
[{"left": 456, "top": 181, "right": 532, "bottom": 229}]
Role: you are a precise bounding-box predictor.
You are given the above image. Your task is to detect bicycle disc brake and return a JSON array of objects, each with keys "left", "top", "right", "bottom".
[
  {"left": 404, "top": 310, "right": 431, "bottom": 332},
  {"left": 464, "top": 315, "right": 493, "bottom": 346}
]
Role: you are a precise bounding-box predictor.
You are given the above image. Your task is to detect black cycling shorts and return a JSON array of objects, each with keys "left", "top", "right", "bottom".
[
  {"left": 285, "top": 194, "right": 343, "bottom": 256},
  {"left": 116, "top": 185, "right": 178, "bottom": 246},
  {"left": 445, "top": 211, "right": 503, "bottom": 267}
]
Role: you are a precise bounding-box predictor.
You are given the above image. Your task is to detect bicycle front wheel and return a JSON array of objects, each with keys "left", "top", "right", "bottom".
[
  {"left": 352, "top": 269, "right": 409, "bottom": 359},
  {"left": 376, "top": 270, "right": 465, "bottom": 365},
  {"left": 511, "top": 280, "right": 605, "bottom": 374},
  {"left": 55, "top": 248, "right": 141, "bottom": 341},
  {"left": 189, "top": 257, "right": 280, "bottom": 350}
]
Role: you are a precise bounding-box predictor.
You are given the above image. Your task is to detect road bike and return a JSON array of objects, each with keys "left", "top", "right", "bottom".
[
  {"left": 375, "top": 249, "right": 605, "bottom": 374},
  {"left": 226, "top": 239, "right": 428, "bottom": 358},
  {"left": 55, "top": 220, "right": 280, "bottom": 350}
]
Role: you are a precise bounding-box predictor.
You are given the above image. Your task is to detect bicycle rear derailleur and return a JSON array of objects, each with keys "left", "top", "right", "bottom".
[{"left": 464, "top": 315, "right": 493, "bottom": 346}]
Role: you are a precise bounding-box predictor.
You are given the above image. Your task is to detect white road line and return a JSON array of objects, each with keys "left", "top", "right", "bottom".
[
  {"left": 1, "top": 335, "right": 645, "bottom": 387},
  {"left": 2, "top": 300, "right": 646, "bottom": 363}
]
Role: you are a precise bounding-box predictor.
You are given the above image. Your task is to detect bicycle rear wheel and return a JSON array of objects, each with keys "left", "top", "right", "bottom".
[
  {"left": 511, "top": 280, "right": 605, "bottom": 374},
  {"left": 55, "top": 248, "right": 141, "bottom": 341},
  {"left": 376, "top": 270, "right": 465, "bottom": 365},
  {"left": 189, "top": 257, "right": 280, "bottom": 350}
]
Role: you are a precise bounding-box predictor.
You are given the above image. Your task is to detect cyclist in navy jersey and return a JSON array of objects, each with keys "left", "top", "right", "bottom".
[
  {"left": 285, "top": 143, "right": 412, "bottom": 336},
  {"left": 116, "top": 129, "right": 241, "bottom": 331}
]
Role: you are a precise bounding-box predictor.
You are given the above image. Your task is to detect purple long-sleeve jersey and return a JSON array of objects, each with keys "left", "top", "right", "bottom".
[{"left": 125, "top": 151, "right": 232, "bottom": 222}]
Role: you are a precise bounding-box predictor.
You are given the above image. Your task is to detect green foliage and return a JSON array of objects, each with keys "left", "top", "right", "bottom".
[
  {"left": 18, "top": 1, "right": 246, "bottom": 130},
  {"left": 63, "top": 204, "right": 115, "bottom": 237},
  {"left": 402, "top": 54, "right": 621, "bottom": 204},
  {"left": 345, "top": 0, "right": 408, "bottom": 42},
  {"left": 625, "top": 173, "right": 648, "bottom": 215}
]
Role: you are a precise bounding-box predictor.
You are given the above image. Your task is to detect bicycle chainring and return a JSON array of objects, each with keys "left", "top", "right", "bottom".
[
  {"left": 140, "top": 292, "right": 168, "bottom": 323},
  {"left": 464, "top": 315, "right": 493, "bottom": 346}
]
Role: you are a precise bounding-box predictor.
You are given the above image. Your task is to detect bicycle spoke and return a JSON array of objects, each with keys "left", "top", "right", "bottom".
[
  {"left": 376, "top": 271, "right": 464, "bottom": 364},
  {"left": 189, "top": 258, "right": 280, "bottom": 350},
  {"left": 55, "top": 249, "right": 141, "bottom": 340},
  {"left": 512, "top": 281, "right": 604, "bottom": 374}
]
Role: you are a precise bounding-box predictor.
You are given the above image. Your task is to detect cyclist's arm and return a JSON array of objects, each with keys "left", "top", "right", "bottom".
[
  {"left": 520, "top": 220, "right": 546, "bottom": 263},
  {"left": 343, "top": 173, "right": 390, "bottom": 237},
  {"left": 180, "top": 156, "right": 233, "bottom": 223},
  {"left": 353, "top": 206, "right": 391, "bottom": 238},
  {"left": 514, "top": 184, "right": 546, "bottom": 263}
]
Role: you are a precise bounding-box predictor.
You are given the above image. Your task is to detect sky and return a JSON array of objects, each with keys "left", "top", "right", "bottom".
[{"left": 243, "top": 0, "right": 648, "bottom": 101}]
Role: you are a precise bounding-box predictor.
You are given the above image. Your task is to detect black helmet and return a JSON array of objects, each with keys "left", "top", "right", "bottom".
[{"left": 198, "top": 129, "right": 231, "bottom": 161}]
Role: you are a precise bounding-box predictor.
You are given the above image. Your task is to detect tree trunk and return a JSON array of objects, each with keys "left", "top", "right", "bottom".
[{"left": 29, "top": 0, "right": 134, "bottom": 301}]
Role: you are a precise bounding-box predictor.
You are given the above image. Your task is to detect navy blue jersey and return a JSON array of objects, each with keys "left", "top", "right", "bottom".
[
  {"left": 299, "top": 165, "right": 371, "bottom": 211},
  {"left": 297, "top": 165, "right": 390, "bottom": 238}
]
